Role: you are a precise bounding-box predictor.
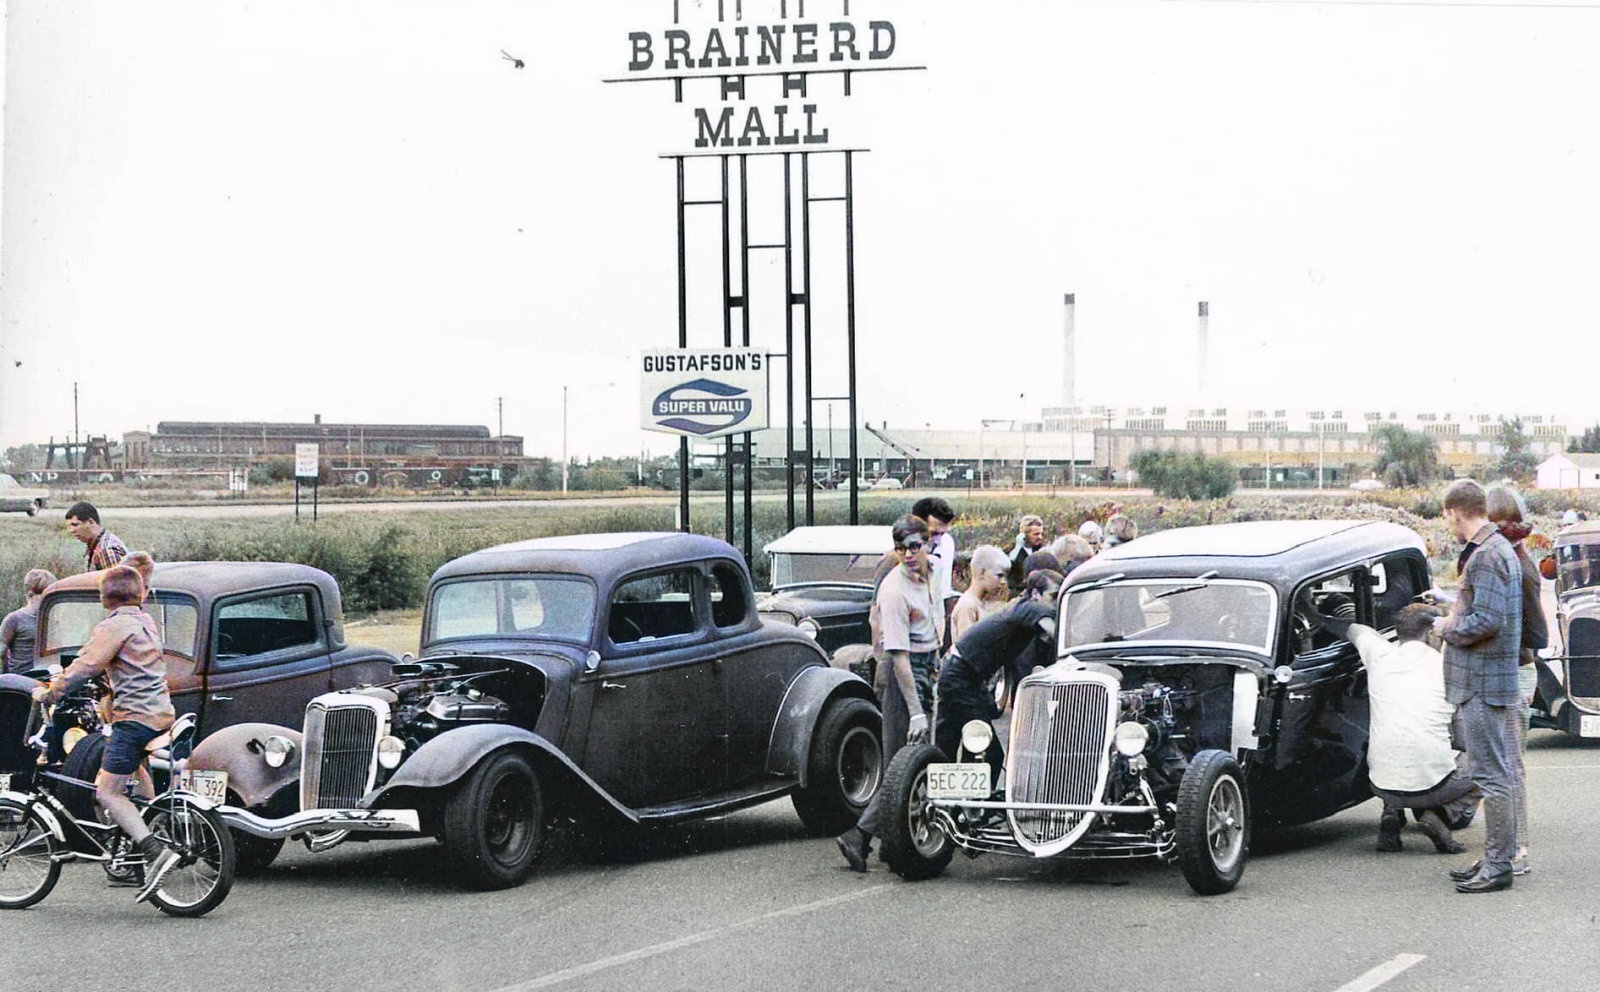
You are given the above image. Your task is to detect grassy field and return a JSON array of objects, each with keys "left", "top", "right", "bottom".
[{"left": 4, "top": 487, "right": 1594, "bottom": 626}]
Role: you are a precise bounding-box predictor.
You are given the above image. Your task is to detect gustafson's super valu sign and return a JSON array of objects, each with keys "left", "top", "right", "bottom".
[
  {"left": 641, "top": 349, "right": 769, "bottom": 438},
  {"left": 622, "top": 9, "right": 903, "bottom": 150}
]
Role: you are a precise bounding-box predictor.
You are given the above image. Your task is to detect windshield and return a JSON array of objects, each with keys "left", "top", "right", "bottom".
[
  {"left": 428, "top": 576, "right": 596, "bottom": 644},
  {"left": 40, "top": 592, "right": 199, "bottom": 660},
  {"left": 1557, "top": 541, "right": 1600, "bottom": 595},
  {"left": 770, "top": 551, "right": 883, "bottom": 588},
  {"left": 1060, "top": 579, "right": 1277, "bottom": 654}
]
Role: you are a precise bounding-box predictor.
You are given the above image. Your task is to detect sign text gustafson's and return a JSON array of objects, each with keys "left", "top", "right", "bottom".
[{"left": 625, "top": 17, "right": 899, "bottom": 149}]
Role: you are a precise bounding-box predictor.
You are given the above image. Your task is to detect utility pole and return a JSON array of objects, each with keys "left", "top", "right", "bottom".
[{"left": 562, "top": 386, "right": 569, "bottom": 493}]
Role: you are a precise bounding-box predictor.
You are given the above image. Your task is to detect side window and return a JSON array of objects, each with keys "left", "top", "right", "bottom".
[
  {"left": 609, "top": 571, "right": 697, "bottom": 644},
  {"left": 1294, "top": 569, "right": 1362, "bottom": 655},
  {"left": 1370, "top": 556, "right": 1420, "bottom": 632},
  {"left": 708, "top": 563, "right": 750, "bottom": 629},
  {"left": 215, "top": 591, "right": 320, "bottom": 665}
]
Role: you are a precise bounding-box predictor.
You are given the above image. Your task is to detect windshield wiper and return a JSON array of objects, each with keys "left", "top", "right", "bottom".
[
  {"left": 1068, "top": 572, "right": 1126, "bottom": 594},
  {"left": 1148, "top": 570, "right": 1220, "bottom": 602}
]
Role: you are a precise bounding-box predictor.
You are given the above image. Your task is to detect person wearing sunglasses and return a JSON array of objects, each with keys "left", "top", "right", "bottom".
[{"left": 837, "top": 514, "right": 943, "bottom": 872}]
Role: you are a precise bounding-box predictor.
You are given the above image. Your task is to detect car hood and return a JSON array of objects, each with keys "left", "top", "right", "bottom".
[{"left": 418, "top": 639, "right": 589, "bottom": 673}]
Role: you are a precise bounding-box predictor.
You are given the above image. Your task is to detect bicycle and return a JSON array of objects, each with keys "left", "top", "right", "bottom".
[{"left": 0, "top": 700, "right": 237, "bottom": 917}]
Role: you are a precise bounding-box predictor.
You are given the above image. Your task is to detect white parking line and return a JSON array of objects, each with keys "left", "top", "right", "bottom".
[
  {"left": 492, "top": 884, "right": 894, "bottom": 991},
  {"left": 1332, "top": 953, "right": 1426, "bottom": 992}
]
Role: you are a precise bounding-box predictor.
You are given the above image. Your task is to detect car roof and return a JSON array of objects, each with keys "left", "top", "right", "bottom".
[
  {"left": 1066, "top": 520, "right": 1427, "bottom": 591},
  {"left": 431, "top": 531, "right": 747, "bottom": 583},
  {"left": 44, "top": 561, "right": 340, "bottom": 601},
  {"left": 763, "top": 525, "right": 894, "bottom": 556},
  {"left": 1556, "top": 521, "right": 1600, "bottom": 544}
]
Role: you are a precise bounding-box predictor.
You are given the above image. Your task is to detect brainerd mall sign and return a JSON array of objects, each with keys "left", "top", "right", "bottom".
[
  {"left": 623, "top": 11, "right": 901, "bottom": 150},
  {"left": 624, "top": 5, "right": 911, "bottom": 440}
]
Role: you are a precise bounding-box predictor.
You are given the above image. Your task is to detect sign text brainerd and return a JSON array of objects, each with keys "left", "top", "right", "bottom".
[{"left": 624, "top": 16, "right": 901, "bottom": 150}]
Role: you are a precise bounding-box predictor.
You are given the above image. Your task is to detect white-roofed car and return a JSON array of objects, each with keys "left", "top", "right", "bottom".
[
  {"left": 869, "top": 476, "right": 904, "bottom": 490},
  {"left": 757, "top": 525, "right": 893, "bottom": 682},
  {"left": 0, "top": 474, "right": 49, "bottom": 516}
]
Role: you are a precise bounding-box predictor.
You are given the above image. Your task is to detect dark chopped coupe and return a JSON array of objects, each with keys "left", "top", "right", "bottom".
[
  {"left": 194, "top": 532, "right": 883, "bottom": 888},
  {"left": 878, "top": 519, "right": 1430, "bottom": 895}
]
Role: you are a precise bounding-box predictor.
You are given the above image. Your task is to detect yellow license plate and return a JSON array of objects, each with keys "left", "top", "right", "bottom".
[{"left": 179, "top": 769, "right": 229, "bottom": 802}]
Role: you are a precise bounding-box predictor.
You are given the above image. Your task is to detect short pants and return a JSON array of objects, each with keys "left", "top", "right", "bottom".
[{"left": 101, "top": 720, "right": 165, "bottom": 776}]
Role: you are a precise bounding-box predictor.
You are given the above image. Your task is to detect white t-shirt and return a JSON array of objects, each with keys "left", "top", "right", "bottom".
[
  {"left": 929, "top": 531, "right": 956, "bottom": 604},
  {"left": 1349, "top": 624, "right": 1458, "bottom": 792},
  {"left": 876, "top": 565, "right": 942, "bottom": 654}
]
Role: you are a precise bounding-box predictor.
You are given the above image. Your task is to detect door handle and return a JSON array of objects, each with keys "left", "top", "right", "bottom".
[
  {"left": 601, "top": 681, "right": 626, "bottom": 690},
  {"left": 1288, "top": 692, "right": 1310, "bottom": 701},
  {"left": 210, "top": 695, "right": 233, "bottom": 702}
]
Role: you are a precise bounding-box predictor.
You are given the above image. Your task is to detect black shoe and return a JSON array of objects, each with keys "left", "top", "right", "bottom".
[
  {"left": 836, "top": 828, "right": 870, "bottom": 873},
  {"left": 1376, "top": 812, "right": 1402, "bottom": 852},
  {"left": 1448, "top": 860, "right": 1483, "bottom": 882},
  {"left": 1455, "top": 867, "right": 1513, "bottom": 894},
  {"left": 1416, "top": 810, "right": 1466, "bottom": 855}
]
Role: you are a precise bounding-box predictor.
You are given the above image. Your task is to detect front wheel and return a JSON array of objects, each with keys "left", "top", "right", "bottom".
[
  {"left": 879, "top": 743, "right": 956, "bottom": 881},
  {"left": 0, "top": 799, "right": 61, "bottom": 909},
  {"left": 792, "top": 697, "right": 883, "bottom": 835},
  {"left": 442, "top": 751, "right": 544, "bottom": 890},
  {"left": 26, "top": 501, "right": 41, "bottom": 517},
  {"left": 1175, "top": 749, "right": 1249, "bottom": 895},
  {"left": 143, "top": 796, "right": 236, "bottom": 917}
]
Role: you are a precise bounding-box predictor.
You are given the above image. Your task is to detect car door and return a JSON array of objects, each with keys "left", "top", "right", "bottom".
[
  {"left": 1269, "top": 566, "right": 1372, "bottom": 821},
  {"left": 580, "top": 568, "right": 726, "bottom": 810},
  {"left": 198, "top": 586, "right": 336, "bottom": 735}
]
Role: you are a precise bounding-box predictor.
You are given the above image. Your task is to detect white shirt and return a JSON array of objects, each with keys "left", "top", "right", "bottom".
[
  {"left": 929, "top": 531, "right": 956, "bottom": 604},
  {"left": 1349, "top": 624, "right": 1458, "bottom": 792}
]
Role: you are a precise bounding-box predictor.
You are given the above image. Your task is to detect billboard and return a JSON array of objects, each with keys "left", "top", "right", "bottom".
[{"left": 640, "top": 349, "right": 768, "bottom": 439}]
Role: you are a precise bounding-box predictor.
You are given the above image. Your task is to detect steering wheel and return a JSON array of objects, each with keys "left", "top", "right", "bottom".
[{"left": 613, "top": 618, "right": 645, "bottom": 643}]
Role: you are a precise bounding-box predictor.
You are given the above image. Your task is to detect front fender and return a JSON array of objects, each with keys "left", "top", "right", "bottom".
[
  {"left": 188, "top": 722, "right": 303, "bottom": 809},
  {"left": 0, "top": 791, "right": 66, "bottom": 842},
  {"left": 363, "top": 724, "right": 634, "bottom": 821},
  {"left": 766, "top": 666, "right": 877, "bottom": 783}
]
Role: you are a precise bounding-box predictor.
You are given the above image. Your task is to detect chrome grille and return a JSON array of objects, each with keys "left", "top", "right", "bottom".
[
  {"left": 301, "top": 699, "right": 381, "bottom": 810},
  {"left": 1007, "top": 674, "right": 1116, "bottom": 853}
]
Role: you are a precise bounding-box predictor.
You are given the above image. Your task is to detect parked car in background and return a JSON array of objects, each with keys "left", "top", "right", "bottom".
[
  {"left": 757, "top": 526, "right": 891, "bottom": 681},
  {"left": 0, "top": 473, "right": 49, "bottom": 515},
  {"left": 1531, "top": 520, "right": 1600, "bottom": 739},
  {"left": 194, "top": 532, "right": 883, "bottom": 889},
  {"left": 35, "top": 563, "right": 396, "bottom": 834},
  {"left": 877, "top": 519, "right": 1429, "bottom": 895},
  {"left": 869, "top": 477, "right": 903, "bottom": 491}
]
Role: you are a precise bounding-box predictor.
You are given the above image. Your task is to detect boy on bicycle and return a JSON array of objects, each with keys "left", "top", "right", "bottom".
[{"left": 32, "top": 564, "right": 181, "bottom": 902}]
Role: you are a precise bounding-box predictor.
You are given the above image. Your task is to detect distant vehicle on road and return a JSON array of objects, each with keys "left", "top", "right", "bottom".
[
  {"left": 869, "top": 477, "right": 903, "bottom": 491},
  {"left": 758, "top": 525, "right": 891, "bottom": 679},
  {"left": 1350, "top": 478, "right": 1386, "bottom": 492},
  {"left": 0, "top": 474, "right": 49, "bottom": 516}
]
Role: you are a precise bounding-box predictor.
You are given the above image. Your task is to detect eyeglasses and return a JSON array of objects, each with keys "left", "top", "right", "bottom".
[{"left": 900, "top": 540, "right": 928, "bottom": 552}]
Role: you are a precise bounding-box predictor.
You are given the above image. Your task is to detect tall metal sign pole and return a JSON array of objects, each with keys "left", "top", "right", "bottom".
[{"left": 608, "top": 0, "right": 923, "bottom": 553}]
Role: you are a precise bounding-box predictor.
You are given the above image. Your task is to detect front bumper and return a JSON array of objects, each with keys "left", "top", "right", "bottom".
[
  {"left": 926, "top": 786, "right": 1173, "bottom": 861},
  {"left": 217, "top": 805, "right": 421, "bottom": 840}
]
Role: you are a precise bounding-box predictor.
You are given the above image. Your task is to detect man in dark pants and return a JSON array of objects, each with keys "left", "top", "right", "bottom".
[
  {"left": 934, "top": 569, "right": 1062, "bottom": 778},
  {"left": 1434, "top": 479, "right": 1523, "bottom": 894}
]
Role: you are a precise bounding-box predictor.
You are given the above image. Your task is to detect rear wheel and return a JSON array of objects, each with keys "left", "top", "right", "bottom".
[
  {"left": 143, "top": 795, "right": 236, "bottom": 917},
  {"left": 879, "top": 743, "right": 955, "bottom": 881},
  {"left": 442, "top": 751, "right": 544, "bottom": 890},
  {"left": 792, "top": 698, "right": 883, "bottom": 835},
  {"left": 1175, "top": 750, "right": 1249, "bottom": 895},
  {"left": 0, "top": 799, "right": 60, "bottom": 909}
]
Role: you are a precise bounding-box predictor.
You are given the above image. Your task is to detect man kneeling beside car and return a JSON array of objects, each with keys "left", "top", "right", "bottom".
[{"left": 1323, "top": 603, "right": 1473, "bottom": 854}]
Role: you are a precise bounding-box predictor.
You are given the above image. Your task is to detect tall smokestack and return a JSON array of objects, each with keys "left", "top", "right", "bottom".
[
  {"left": 1196, "top": 301, "right": 1209, "bottom": 401},
  {"left": 1062, "top": 293, "right": 1076, "bottom": 408}
]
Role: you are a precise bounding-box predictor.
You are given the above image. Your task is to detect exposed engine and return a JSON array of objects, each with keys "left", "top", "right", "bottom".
[{"left": 353, "top": 661, "right": 516, "bottom": 752}]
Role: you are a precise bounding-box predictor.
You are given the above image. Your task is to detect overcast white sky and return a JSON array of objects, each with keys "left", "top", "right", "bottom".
[{"left": 4, "top": 0, "right": 1600, "bottom": 462}]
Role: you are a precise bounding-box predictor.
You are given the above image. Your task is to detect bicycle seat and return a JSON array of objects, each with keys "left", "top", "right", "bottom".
[{"left": 144, "top": 713, "right": 198, "bottom": 755}]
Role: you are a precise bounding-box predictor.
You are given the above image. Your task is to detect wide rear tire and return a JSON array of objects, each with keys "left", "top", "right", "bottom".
[
  {"left": 0, "top": 799, "right": 61, "bottom": 909},
  {"left": 792, "top": 697, "right": 883, "bottom": 835},
  {"left": 879, "top": 743, "right": 956, "bottom": 881},
  {"left": 442, "top": 751, "right": 544, "bottom": 890},
  {"left": 1175, "top": 749, "right": 1249, "bottom": 895}
]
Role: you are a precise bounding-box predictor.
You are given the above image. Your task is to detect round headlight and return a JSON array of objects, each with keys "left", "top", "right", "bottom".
[
  {"left": 1113, "top": 721, "right": 1149, "bottom": 757},
  {"left": 960, "top": 719, "right": 994, "bottom": 758},
  {"left": 377, "top": 735, "right": 406, "bottom": 770},
  {"left": 797, "top": 617, "right": 821, "bottom": 639},
  {"left": 262, "top": 735, "right": 296, "bottom": 769}
]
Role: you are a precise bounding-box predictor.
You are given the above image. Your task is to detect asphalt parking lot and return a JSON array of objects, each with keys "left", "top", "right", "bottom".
[{"left": 5, "top": 729, "right": 1597, "bottom": 992}]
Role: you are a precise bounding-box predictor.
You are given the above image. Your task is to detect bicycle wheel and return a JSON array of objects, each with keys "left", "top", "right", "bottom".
[
  {"left": 0, "top": 798, "right": 61, "bottom": 909},
  {"left": 143, "top": 796, "right": 235, "bottom": 918}
]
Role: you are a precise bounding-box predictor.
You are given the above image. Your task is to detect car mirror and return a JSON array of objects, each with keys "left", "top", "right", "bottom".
[
  {"left": 1273, "top": 665, "right": 1293, "bottom": 684},
  {"left": 400, "top": 652, "right": 415, "bottom": 665},
  {"left": 585, "top": 650, "right": 601, "bottom": 673}
]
